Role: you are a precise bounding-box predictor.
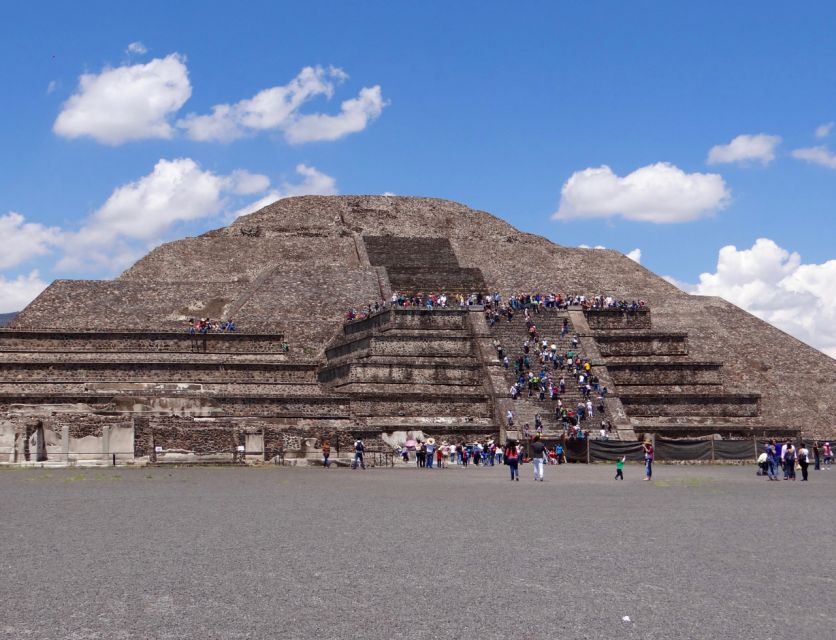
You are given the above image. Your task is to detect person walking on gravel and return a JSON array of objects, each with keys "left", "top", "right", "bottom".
[{"left": 530, "top": 434, "right": 546, "bottom": 481}]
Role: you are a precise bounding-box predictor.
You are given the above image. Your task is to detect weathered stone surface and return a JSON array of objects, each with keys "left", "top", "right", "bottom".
[{"left": 1, "top": 195, "right": 834, "bottom": 463}]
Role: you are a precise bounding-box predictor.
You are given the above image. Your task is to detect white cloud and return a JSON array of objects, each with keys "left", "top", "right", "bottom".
[
  {"left": 554, "top": 162, "right": 730, "bottom": 223},
  {"left": 791, "top": 146, "right": 836, "bottom": 169},
  {"left": 58, "top": 158, "right": 270, "bottom": 271},
  {"left": 46, "top": 80, "right": 58, "bottom": 94},
  {"left": 224, "top": 170, "right": 271, "bottom": 195},
  {"left": 54, "top": 53, "right": 191, "bottom": 145},
  {"left": 0, "top": 212, "right": 62, "bottom": 269},
  {"left": 177, "top": 66, "right": 385, "bottom": 143},
  {"left": 126, "top": 41, "right": 148, "bottom": 55},
  {"left": 707, "top": 133, "right": 781, "bottom": 166},
  {"left": 626, "top": 248, "right": 641, "bottom": 263},
  {"left": 230, "top": 164, "right": 338, "bottom": 220},
  {"left": 283, "top": 85, "right": 386, "bottom": 143},
  {"left": 672, "top": 239, "right": 836, "bottom": 358},
  {"left": 0, "top": 271, "right": 49, "bottom": 313},
  {"left": 815, "top": 122, "right": 833, "bottom": 138}
]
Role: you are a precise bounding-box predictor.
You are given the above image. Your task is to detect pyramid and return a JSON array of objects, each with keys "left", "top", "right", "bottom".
[{"left": 2, "top": 196, "right": 833, "bottom": 464}]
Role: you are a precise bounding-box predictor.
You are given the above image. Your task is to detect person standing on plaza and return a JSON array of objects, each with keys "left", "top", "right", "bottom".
[
  {"left": 530, "top": 434, "right": 546, "bottom": 481},
  {"left": 643, "top": 440, "right": 654, "bottom": 481},
  {"left": 813, "top": 443, "right": 821, "bottom": 471},
  {"left": 615, "top": 456, "right": 625, "bottom": 480},
  {"left": 765, "top": 441, "right": 778, "bottom": 481},
  {"left": 353, "top": 439, "right": 366, "bottom": 470},
  {"left": 797, "top": 442, "right": 810, "bottom": 481},
  {"left": 322, "top": 439, "right": 331, "bottom": 469},
  {"left": 425, "top": 440, "right": 435, "bottom": 469},
  {"left": 436, "top": 445, "right": 443, "bottom": 469},
  {"left": 783, "top": 441, "right": 796, "bottom": 480},
  {"left": 823, "top": 442, "right": 832, "bottom": 468},
  {"left": 504, "top": 439, "right": 519, "bottom": 481}
]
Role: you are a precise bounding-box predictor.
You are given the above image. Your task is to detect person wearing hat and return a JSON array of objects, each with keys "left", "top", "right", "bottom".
[{"left": 530, "top": 434, "right": 546, "bottom": 481}]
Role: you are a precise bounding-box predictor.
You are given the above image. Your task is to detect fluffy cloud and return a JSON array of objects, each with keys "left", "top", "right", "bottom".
[
  {"left": 670, "top": 239, "right": 836, "bottom": 358},
  {"left": 230, "top": 164, "right": 338, "bottom": 219},
  {"left": 126, "top": 41, "right": 148, "bottom": 55},
  {"left": 626, "top": 248, "right": 642, "bottom": 263},
  {"left": 177, "top": 66, "right": 385, "bottom": 143},
  {"left": 554, "top": 162, "right": 730, "bottom": 223},
  {"left": 58, "top": 158, "right": 270, "bottom": 271},
  {"left": 0, "top": 212, "right": 62, "bottom": 269},
  {"left": 283, "top": 86, "right": 386, "bottom": 143},
  {"left": 53, "top": 53, "right": 191, "bottom": 145},
  {"left": 707, "top": 133, "right": 781, "bottom": 166},
  {"left": 815, "top": 122, "right": 833, "bottom": 138},
  {"left": 0, "top": 271, "right": 49, "bottom": 313},
  {"left": 791, "top": 146, "right": 836, "bottom": 169}
]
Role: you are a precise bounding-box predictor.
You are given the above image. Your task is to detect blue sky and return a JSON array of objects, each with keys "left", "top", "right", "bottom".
[{"left": 1, "top": 1, "right": 834, "bottom": 355}]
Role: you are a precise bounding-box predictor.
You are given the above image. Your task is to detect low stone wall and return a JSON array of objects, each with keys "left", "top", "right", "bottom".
[
  {"left": 607, "top": 362, "right": 723, "bottom": 385},
  {"left": 585, "top": 309, "right": 651, "bottom": 330},
  {"left": 350, "top": 395, "right": 492, "bottom": 418},
  {"left": 594, "top": 332, "right": 688, "bottom": 356},
  {"left": 0, "top": 330, "right": 287, "bottom": 353},
  {"left": 322, "top": 362, "right": 483, "bottom": 386},
  {"left": 619, "top": 393, "right": 760, "bottom": 417},
  {"left": 0, "top": 361, "right": 318, "bottom": 384}
]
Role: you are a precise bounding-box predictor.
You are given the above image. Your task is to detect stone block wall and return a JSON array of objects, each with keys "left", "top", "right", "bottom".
[
  {"left": 594, "top": 333, "right": 688, "bottom": 357},
  {"left": 584, "top": 309, "right": 652, "bottom": 330}
]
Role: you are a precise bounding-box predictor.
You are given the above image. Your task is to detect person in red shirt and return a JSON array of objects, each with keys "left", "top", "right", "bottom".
[
  {"left": 504, "top": 439, "right": 519, "bottom": 481},
  {"left": 643, "top": 441, "right": 654, "bottom": 480}
]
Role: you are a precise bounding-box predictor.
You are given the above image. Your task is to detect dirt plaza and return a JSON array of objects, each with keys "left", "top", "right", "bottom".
[{"left": 2, "top": 463, "right": 834, "bottom": 639}]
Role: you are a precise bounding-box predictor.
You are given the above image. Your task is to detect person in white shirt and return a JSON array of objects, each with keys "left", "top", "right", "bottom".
[{"left": 797, "top": 443, "right": 810, "bottom": 481}]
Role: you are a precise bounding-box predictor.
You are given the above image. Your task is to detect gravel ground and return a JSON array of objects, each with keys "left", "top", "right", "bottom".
[{"left": 1, "top": 462, "right": 834, "bottom": 639}]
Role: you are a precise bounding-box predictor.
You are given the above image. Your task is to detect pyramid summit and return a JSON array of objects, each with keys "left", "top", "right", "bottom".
[{"left": 2, "top": 195, "right": 834, "bottom": 464}]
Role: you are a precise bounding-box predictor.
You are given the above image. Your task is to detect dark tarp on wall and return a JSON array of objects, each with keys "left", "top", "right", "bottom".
[
  {"left": 714, "top": 439, "right": 758, "bottom": 460},
  {"left": 589, "top": 440, "right": 645, "bottom": 462},
  {"left": 655, "top": 439, "right": 712, "bottom": 461}
]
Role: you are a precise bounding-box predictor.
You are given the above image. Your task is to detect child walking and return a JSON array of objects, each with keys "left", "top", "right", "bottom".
[{"left": 615, "top": 456, "right": 625, "bottom": 480}]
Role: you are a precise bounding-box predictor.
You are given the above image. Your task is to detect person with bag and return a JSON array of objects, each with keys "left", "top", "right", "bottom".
[
  {"left": 782, "top": 441, "right": 796, "bottom": 480},
  {"left": 797, "top": 442, "right": 810, "bottom": 481},
  {"left": 352, "top": 439, "right": 366, "bottom": 470},
  {"left": 504, "top": 439, "right": 519, "bottom": 481},
  {"left": 530, "top": 434, "right": 546, "bottom": 482}
]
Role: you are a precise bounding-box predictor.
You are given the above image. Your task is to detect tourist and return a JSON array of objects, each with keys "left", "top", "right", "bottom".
[
  {"left": 765, "top": 442, "right": 779, "bottom": 481},
  {"left": 425, "top": 440, "right": 435, "bottom": 469},
  {"left": 555, "top": 443, "right": 565, "bottom": 464},
  {"left": 782, "top": 441, "right": 796, "bottom": 480},
  {"left": 353, "top": 439, "right": 366, "bottom": 470},
  {"left": 417, "top": 442, "right": 426, "bottom": 468},
  {"left": 643, "top": 440, "right": 654, "bottom": 480},
  {"left": 615, "top": 456, "right": 625, "bottom": 480},
  {"left": 436, "top": 446, "right": 444, "bottom": 469},
  {"left": 797, "top": 442, "right": 810, "bottom": 481},
  {"left": 823, "top": 442, "right": 832, "bottom": 468},
  {"left": 322, "top": 440, "right": 331, "bottom": 469},
  {"left": 530, "top": 434, "right": 546, "bottom": 481},
  {"left": 507, "top": 409, "right": 514, "bottom": 427},
  {"left": 813, "top": 443, "right": 821, "bottom": 471},
  {"left": 504, "top": 439, "right": 519, "bottom": 481}
]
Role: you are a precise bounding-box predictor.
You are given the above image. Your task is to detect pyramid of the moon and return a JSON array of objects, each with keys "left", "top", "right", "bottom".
[{"left": 2, "top": 196, "right": 834, "bottom": 464}]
